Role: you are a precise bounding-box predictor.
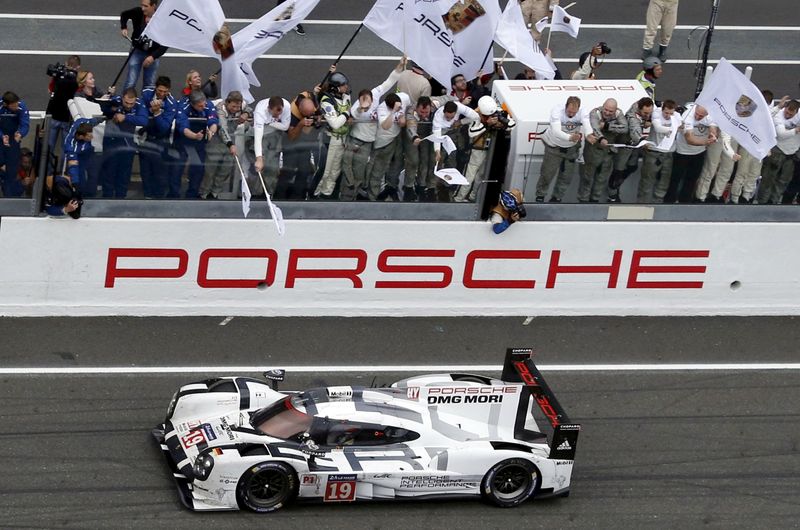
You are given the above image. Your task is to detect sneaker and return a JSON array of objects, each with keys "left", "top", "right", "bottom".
[
  {"left": 549, "top": 197, "right": 562, "bottom": 203},
  {"left": 607, "top": 188, "right": 621, "bottom": 203},
  {"left": 294, "top": 24, "right": 306, "bottom": 36},
  {"left": 535, "top": 196, "right": 545, "bottom": 203}
]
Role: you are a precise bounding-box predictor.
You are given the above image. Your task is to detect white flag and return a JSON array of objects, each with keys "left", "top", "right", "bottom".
[
  {"left": 365, "top": 0, "right": 501, "bottom": 88},
  {"left": 143, "top": 0, "right": 224, "bottom": 57},
  {"left": 423, "top": 133, "right": 457, "bottom": 154},
  {"left": 266, "top": 194, "right": 285, "bottom": 237},
  {"left": 549, "top": 5, "right": 580, "bottom": 38},
  {"left": 534, "top": 16, "right": 549, "bottom": 34},
  {"left": 495, "top": 1, "right": 555, "bottom": 79},
  {"left": 144, "top": 0, "right": 320, "bottom": 102},
  {"left": 434, "top": 165, "right": 469, "bottom": 185},
  {"left": 695, "top": 58, "right": 777, "bottom": 159},
  {"left": 240, "top": 171, "right": 252, "bottom": 217}
]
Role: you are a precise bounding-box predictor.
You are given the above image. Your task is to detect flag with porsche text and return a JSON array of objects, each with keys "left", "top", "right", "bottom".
[{"left": 696, "top": 58, "right": 777, "bottom": 159}]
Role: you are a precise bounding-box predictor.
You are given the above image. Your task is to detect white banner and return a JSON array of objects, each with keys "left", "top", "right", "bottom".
[
  {"left": 144, "top": 0, "right": 320, "bottom": 102},
  {"left": 549, "top": 5, "right": 580, "bottom": 38},
  {"left": 143, "top": 0, "right": 224, "bottom": 57},
  {"left": 365, "top": 0, "right": 501, "bottom": 88},
  {"left": 2, "top": 217, "right": 800, "bottom": 317},
  {"left": 494, "top": 0, "right": 555, "bottom": 79},
  {"left": 695, "top": 58, "right": 777, "bottom": 159}
]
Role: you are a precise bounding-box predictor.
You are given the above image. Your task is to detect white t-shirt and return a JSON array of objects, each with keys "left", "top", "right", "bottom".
[
  {"left": 253, "top": 98, "right": 290, "bottom": 157},
  {"left": 676, "top": 105, "right": 717, "bottom": 156},
  {"left": 374, "top": 92, "right": 411, "bottom": 149},
  {"left": 649, "top": 107, "right": 678, "bottom": 153},
  {"left": 431, "top": 101, "right": 480, "bottom": 152},
  {"left": 774, "top": 109, "right": 800, "bottom": 156},
  {"left": 542, "top": 104, "right": 592, "bottom": 148}
]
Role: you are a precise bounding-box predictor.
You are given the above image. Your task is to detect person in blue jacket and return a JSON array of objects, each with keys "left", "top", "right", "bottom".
[
  {"left": 172, "top": 90, "right": 218, "bottom": 199},
  {"left": 45, "top": 117, "right": 104, "bottom": 217},
  {"left": 99, "top": 87, "right": 148, "bottom": 198},
  {"left": 0, "top": 91, "right": 30, "bottom": 197},
  {"left": 139, "top": 76, "right": 177, "bottom": 198}
]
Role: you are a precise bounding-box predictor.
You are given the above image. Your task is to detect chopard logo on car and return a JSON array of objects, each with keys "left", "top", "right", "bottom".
[{"left": 219, "top": 417, "right": 235, "bottom": 440}]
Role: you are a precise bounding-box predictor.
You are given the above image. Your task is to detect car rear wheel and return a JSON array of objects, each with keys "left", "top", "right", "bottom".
[
  {"left": 236, "top": 461, "right": 298, "bottom": 513},
  {"left": 481, "top": 458, "right": 538, "bottom": 507}
]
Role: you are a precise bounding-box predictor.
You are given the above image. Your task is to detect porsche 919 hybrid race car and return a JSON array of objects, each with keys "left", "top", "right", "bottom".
[{"left": 152, "top": 348, "right": 580, "bottom": 512}]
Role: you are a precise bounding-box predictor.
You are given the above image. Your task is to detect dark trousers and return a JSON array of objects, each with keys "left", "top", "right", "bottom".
[
  {"left": 100, "top": 140, "right": 136, "bottom": 198},
  {"left": 0, "top": 142, "right": 23, "bottom": 197},
  {"left": 279, "top": 141, "right": 316, "bottom": 200},
  {"left": 139, "top": 138, "right": 169, "bottom": 198},
  {"left": 665, "top": 151, "right": 705, "bottom": 203}
]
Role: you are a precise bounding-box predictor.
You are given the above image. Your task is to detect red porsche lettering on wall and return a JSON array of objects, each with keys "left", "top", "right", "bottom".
[{"left": 104, "top": 248, "right": 710, "bottom": 290}]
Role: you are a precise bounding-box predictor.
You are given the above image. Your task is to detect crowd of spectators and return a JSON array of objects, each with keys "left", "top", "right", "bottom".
[{"left": 0, "top": 0, "right": 798, "bottom": 215}]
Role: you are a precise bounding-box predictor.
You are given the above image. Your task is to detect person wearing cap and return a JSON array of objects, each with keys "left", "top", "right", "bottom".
[
  {"left": 636, "top": 56, "right": 663, "bottom": 103},
  {"left": 641, "top": 0, "right": 679, "bottom": 62},
  {"left": 314, "top": 67, "right": 352, "bottom": 199}
]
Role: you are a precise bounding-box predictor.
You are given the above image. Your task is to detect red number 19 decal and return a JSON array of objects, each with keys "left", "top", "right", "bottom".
[{"left": 324, "top": 480, "right": 356, "bottom": 502}]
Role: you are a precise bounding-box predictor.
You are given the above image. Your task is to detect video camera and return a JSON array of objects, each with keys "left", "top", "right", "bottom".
[{"left": 46, "top": 62, "right": 77, "bottom": 81}]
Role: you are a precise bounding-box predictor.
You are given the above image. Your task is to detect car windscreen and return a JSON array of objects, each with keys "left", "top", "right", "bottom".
[{"left": 250, "top": 396, "right": 314, "bottom": 440}]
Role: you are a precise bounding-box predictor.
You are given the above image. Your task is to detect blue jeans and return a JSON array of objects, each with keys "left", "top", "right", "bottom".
[
  {"left": 100, "top": 139, "right": 136, "bottom": 198},
  {"left": 48, "top": 119, "right": 71, "bottom": 152},
  {"left": 124, "top": 49, "right": 159, "bottom": 90}
]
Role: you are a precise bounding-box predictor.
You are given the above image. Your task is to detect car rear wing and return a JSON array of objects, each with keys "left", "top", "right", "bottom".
[{"left": 502, "top": 348, "right": 580, "bottom": 460}]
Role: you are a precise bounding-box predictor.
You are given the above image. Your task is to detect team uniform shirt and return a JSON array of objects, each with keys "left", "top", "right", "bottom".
[
  {"left": 0, "top": 100, "right": 30, "bottom": 139},
  {"left": 176, "top": 100, "right": 219, "bottom": 146},
  {"left": 774, "top": 110, "right": 800, "bottom": 156},
  {"left": 349, "top": 69, "right": 403, "bottom": 143},
  {"left": 648, "top": 107, "right": 678, "bottom": 153},
  {"left": 374, "top": 92, "right": 411, "bottom": 149},
  {"left": 625, "top": 103, "right": 652, "bottom": 145},
  {"left": 431, "top": 101, "right": 480, "bottom": 152},
  {"left": 140, "top": 88, "right": 177, "bottom": 139},
  {"left": 542, "top": 104, "right": 592, "bottom": 148},
  {"left": 588, "top": 106, "right": 628, "bottom": 143},
  {"left": 253, "top": 98, "right": 291, "bottom": 157},
  {"left": 676, "top": 105, "right": 717, "bottom": 156},
  {"left": 102, "top": 95, "right": 148, "bottom": 145},
  {"left": 62, "top": 117, "right": 102, "bottom": 184}
]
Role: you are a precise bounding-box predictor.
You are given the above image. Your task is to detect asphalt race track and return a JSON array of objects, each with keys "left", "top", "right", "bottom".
[
  {"left": 1, "top": 316, "right": 799, "bottom": 528},
  {"left": 1, "top": 0, "right": 799, "bottom": 527}
]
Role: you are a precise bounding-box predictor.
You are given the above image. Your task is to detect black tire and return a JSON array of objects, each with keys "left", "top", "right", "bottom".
[
  {"left": 481, "top": 458, "right": 538, "bottom": 507},
  {"left": 236, "top": 461, "right": 298, "bottom": 513}
]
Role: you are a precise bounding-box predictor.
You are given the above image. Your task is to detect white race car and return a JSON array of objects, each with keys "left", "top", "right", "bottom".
[{"left": 152, "top": 348, "right": 580, "bottom": 512}]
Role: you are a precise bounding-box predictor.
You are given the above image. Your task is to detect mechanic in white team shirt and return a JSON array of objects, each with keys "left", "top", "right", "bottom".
[
  {"left": 367, "top": 91, "right": 411, "bottom": 201},
  {"left": 637, "top": 99, "right": 678, "bottom": 203},
  {"left": 252, "top": 96, "right": 291, "bottom": 195},
  {"left": 430, "top": 100, "right": 480, "bottom": 202},
  {"left": 663, "top": 103, "right": 718, "bottom": 203},
  {"left": 340, "top": 60, "right": 404, "bottom": 201},
  {"left": 757, "top": 99, "right": 800, "bottom": 204},
  {"left": 535, "top": 96, "right": 592, "bottom": 203}
]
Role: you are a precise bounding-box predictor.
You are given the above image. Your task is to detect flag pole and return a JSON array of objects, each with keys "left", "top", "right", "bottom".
[
  {"left": 479, "top": 41, "right": 495, "bottom": 74},
  {"left": 111, "top": 38, "right": 136, "bottom": 89},
  {"left": 319, "top": 23, "right": 364, "bottom": 87}
]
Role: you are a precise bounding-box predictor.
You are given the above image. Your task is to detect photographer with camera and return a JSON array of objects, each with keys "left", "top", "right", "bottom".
[
  {"left": 120, "top": 0, "right": 168, "bottom": 90},
  {"left": 454, "top": 96, "right": 515, "bottom": 203},
  {"left": 280, "top": 91, "right": 321, "bottom": 200},
  {"left": 43, "top": 118, "right": 98, "bottom": 217},
  {"left": 491, "top": 189, "right": 526, "bottom": 234},
  {"left": 0, "top": 91, "right": 31, "bottom": 197},
  {"left": 571, "top": 42, "right": 611, "bottom": 80},
  {"left": 45, "top": 55, "right": 81, "bottom": 152}
]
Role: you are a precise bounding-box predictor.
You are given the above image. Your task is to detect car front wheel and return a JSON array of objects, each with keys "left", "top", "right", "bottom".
[
  {"left": 481, "top": 458, "right": 538, "bottom": 507},
  {"left": 236, "top": 461, "right": 298, "bottom": 513}
]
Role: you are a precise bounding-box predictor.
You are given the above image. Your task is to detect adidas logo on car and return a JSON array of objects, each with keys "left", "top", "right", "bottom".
[{"left": 557, "top": 440, "right": 572, "bottom": 451}]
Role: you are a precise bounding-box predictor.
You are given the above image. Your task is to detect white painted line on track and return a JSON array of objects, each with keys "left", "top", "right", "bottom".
[
  {"left": 0, "top": 15, "right": 797, "bottom": 31},
  {"left": 219, "top": 316, "right": 234, "bottom": 326},
  {"left": 1, "top": 363, "right": 799, "bottom": 374},
  {"left": 523, "top": 316, "right": 534, "bottom": 326},
  {"left": 2, "top": 50, "right": 797, "bottom": 66}
]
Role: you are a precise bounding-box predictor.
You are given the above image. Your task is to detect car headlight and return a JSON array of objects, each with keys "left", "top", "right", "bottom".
[
  {"left": 166, "top": 392, "right": 178, "bottom": 420},
  {"left": 193, "top": 453, "right": 215, "bottom": 481}
]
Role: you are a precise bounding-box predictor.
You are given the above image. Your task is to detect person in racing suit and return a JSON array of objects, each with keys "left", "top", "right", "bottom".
[{"left": 313, "top": 69, "right": 352, "bottom": 199}]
